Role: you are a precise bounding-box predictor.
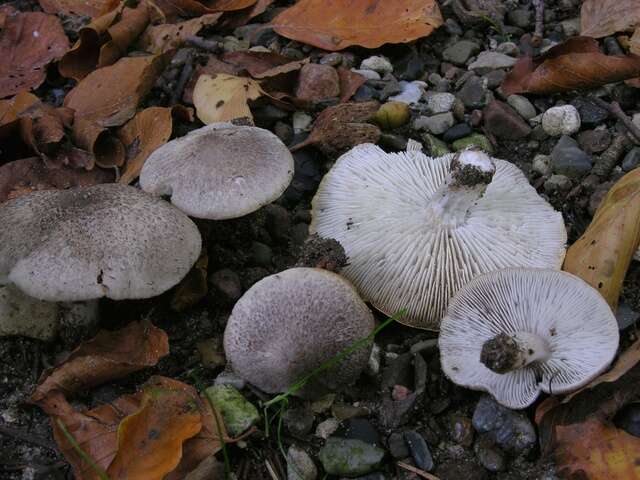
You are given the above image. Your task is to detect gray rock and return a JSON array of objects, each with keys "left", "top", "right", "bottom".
[
  {"left": 445, "top": 18, "right": 463, "bottom": 36},
  {"left": 318, "top": 438, "right": 385, "bottom": 476},
  {"left": 404, "top": 431, "right": 434, "bottom": 471},
  {"left": 442, "top": 40, "right": 481, "bottom": 66},
  {"left": 413, "top": 113, "right": 455, "bottom": 135},
  {"left": 496, "top": 42, "right": 520, "bottom": 57},
  {"left": 352, "top": 69, "right": 381, "bottom": 81},
  {"left": 532, "top": 154, "right": 553, "bottom": 176},
  {"left": 507, "top": 95, "right": 536, "bottom": 120},
  {"left": 316, "top": 418, "right": 340, "bottom": 439},
  {"left": 571, "top": 97, "right": 608, "bottom": 126},
  {"left": 482, "top": 69, "right": 507, "bottom": 89},
  {"left": 623, "top": 147, "right": 640, "bottom": 171},
  {"left": 551, "top": 135, "right": 593, "bottom": 177},
  {"left": 544, "top": 174, "right": 572, "bottom": 194},
  {"left": 472, "top": 395, "right": 537, "bottom": 454},
  {"left": 474, "top": 437, "right": 506, "bottom": 472},
  {"left": 320, "top": 53, "right": 343, "bottom": 66},
  {"left": 507, "top": 8, "right": 532, "bottom": 28},
  {"left": 577, "top": 129, "right": 612, "bottom": 154},
  {"left": 288, "top": 445, "right": 318, "bottom": 480},
  {"left": 443, "top": 123, "right": 473, "bottom": 142},
  {"left": 542, "top": 105, "right": 581, "bottom": 136},
  {"left": 457, "top": 76, "right": 489, "bottom": 109},
  {"left": 284, "top": 408, "right": 315, "bottom": 437},
  {"left": 468, "top": 51, "right": 517, "bottom": 72},
  {"left": 427, "top": 92, "right": 457, "bottom": 114},
  {"left": 387, "top": 432, "right": 409, "bottom": 459},
  {"left": 360, "top": 56, "right": 393, "bottom": 74}
]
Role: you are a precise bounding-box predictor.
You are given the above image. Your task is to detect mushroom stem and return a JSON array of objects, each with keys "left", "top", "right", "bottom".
[
  {"left": 427, "top": 149, "right": 496, "bottom": 227},
  {"left": 480, "top": 332, "right": 551, "bottom": 374}
]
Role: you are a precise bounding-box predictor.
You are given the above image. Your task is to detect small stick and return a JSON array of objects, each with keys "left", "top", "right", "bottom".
[
  {"left": 592, "top": 135, "right": 630, "bottom": 177},
  {"left": 397, "top": 461, "right": 441, "bottom": 480},
  {"left": 531, "top": 0, "right": 545, "bottom": 46},
  {"left": 592, "top": 98, "right": 640, "bottom": 144},
  {"left": 186, "top": 36, "right": 221, "bottom": 53},
  {"left": 170, "top": 57, "right": 194, "bottom": 106}
]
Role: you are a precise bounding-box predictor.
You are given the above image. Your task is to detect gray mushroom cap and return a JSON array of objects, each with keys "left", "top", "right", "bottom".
[
  {"left": 439, "top": 268, "right": 619, "bottom": 409},
  {"left": 139, "top": 123, "right": 294, "bottom": 220},
  {"left": 223, "top": 267, "right": 375, "bottom": 396},
  {"left": 0, "top": 184, "right": 202, "bottom": 302},
  {"left": 310, "top": 143, "right": 567, "bottom": 330}
]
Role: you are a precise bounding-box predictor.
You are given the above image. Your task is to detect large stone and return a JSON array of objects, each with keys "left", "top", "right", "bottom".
[
  {"left": 550, "top": 135, "right": 593, "bottom": 177},
  {"left": 442, "top": 40, "right": 481, "bottom": 66},
  {"left": 295, "top": 64, "right": 340, "bottom": 102},
  {"left": 457, "top": 76, "right": 489, "bottom": 109},
  {"left": 318, "top": 437, "right": 385, "bottom": 477},
  {"left": 483, "top": 100, "right": 531, "bottom": 139}
]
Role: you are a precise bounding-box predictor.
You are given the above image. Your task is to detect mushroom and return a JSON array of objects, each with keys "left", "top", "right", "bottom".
[
  {"left": 140, "top": 123, "right": 294, "bottom": 220},
  {"left": 310, "top": 144, "right": 566, "bottom": 330},
  {"left": 0, "top": 183, "right": 201, "bottom": 302},
  {"left": 439, "top": 268, "right": 619, "bottom": 409},
  {"left": 223, "top": 267, "right": 375, "bottom": 396}
]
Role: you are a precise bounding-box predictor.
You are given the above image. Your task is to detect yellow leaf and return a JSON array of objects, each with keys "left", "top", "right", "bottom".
[{"left": 193, "top": 73, "right": 264, "bottom": 124}]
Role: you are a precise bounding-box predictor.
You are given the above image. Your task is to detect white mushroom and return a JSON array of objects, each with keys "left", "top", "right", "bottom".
[
  {"left": 140, "top": 123, "right": 294, "bottom": 220},
  {"left": 310, "top": 144, "right": 566, "bottom": 330},
  {"left": 439, "top": 268, "right": 619, "bottom": 409},
  {"left": 0, "top": 184, "right": 201, "bottom": 302},
  {"left": 223, "top": 267, "right": 374, "bottom": 397}
]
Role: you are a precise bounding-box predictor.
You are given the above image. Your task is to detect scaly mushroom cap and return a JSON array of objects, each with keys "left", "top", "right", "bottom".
[
  {"left": 439, "top": 268, "right": 619, "bottom": 409},
  {"left": 310, "top": 144, "right": 567, "bottom": 330},
  {"left": 140, "top": 123, "right": 294, "bottom": 219},
  {"left": 223, "top": 267, "right": 375, "bottom": 396},
  {"left": 0, "top": 184, "right": 202, "bottom": 302}
]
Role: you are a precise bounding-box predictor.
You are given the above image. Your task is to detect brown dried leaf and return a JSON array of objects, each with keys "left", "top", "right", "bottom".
[
  {"left": 0, "top": 157, "right": 114, "bottom": 203},
  {"left": 218, "top": 0, "right": 273, "bottom": 29},
  {"left": 106, "top": 377, "right": 202, "bottom": 480},
  {"left": 271, "top": 0, "right": 443, "bottom": 51},
  {"left": 117, "top": 105, "right": 192, "bottom": 184},
  {"left": 502, "top": 37, "right": 640, "bottom": 95},
  {"left": 71, "top": 117, "right": 125, "bottom": 168},
  {"left": 193, "top": 73, "right": 264, "bottom": 124},
  {"left": 30, "top": 319, "right": 169, "bottom": 403},
  {"left": 0, "top": 11, "right": 69, "bottom": 98},
  {"left": 581, "top": 0, "right": 640, "bottom": 38},
  {"left": 59, "top": 2, "right": 151, "bottom": 81},
  {"left": 563, "top": 167, "right": 640, "bottom": 311},
  {"left": 153, "top": 0, "right": 255, "bottom": 21},
  {"left": 64, "top": 53, "right": 170, "bottom": 127},
  {"left": 0, "top": 91, "right": 40, "bottom": 130},
  {"left": 291, "top": 101, "right": 381, "bottom": 156},
  {"left": 138, "top": 13, "right": 222, "bottom": 54},
  {"left": 38, "top": 0, "right": 119, "bottom": 17},
  {"left": 338, "top": 67, "right": 366, "bottom": 103},
  {"left": 221, "top": 51, "right": 309, "bottom": 79},
  {"left": 632, "top": 28, "right": 640, "bottom": 56}
]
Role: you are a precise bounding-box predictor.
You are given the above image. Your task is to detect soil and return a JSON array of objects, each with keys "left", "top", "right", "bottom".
[{"left": 2, "top": 0, "right": 640, "bottom": 479}]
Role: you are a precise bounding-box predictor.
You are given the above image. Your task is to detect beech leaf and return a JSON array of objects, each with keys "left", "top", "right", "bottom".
[
  {"left": 193, "top": 73, "right": 264, "bottom": 124},
  {"left": 581, "top": 0, "right": 640, "bottom": 39}
]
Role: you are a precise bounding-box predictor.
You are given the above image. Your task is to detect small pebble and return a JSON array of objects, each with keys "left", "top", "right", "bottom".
[
  {"left": 551, "top": 135, "right": 592, "bottom": 177},
  {"left": 542, "top": 105, "right": 581, "bottom": 136},
  {"left": 468, "top": 51, "right": 517, "bottom": 72},
  {"left": 571, "top": 97, "right": 608, "bottom": 126},
  {"left": 443, "top": 123, "right": 473, "bottom": 142},
  {"left": 532, "top": 154, "right": 553, "bottom": 176},
  {"left": 506, "top": 95, "right": 536, "bottom": 120},
  {"left": 452, "top": 134, "right": 494, "bottom": 153},
  {"left": 287, "top": 445, "right": 318, "bottom": 480},
  {"left": 427, "top": 92, "right": 457, "bottom": 114},
  {"left": 320, "top": 53, "right": 343, "bottom": 66},
  {"left": 421, "top": 133, "right": 451, "bottom": 157},
  {"left": 404, "top": 431, "right": 434, "bottom": 471},
  {"left": 450, "top": 415, "right": 474, "bottom": 447},
  {"left": 319, "top": 438, "right": 385, "bottom": 477},
  {"left": 442, "top": 40, "right": 481, "bottom": 66},
  {"left": 496, "top": 42, "right": 519, "bottom": 56},
  {"left": 544, "top": 174, "right": 572, "bottom": 194},
  {"left": 352, "top": 69, "right": 381, "bottom": 81},
  {"left": 622, "top": 147, "right": 640, "bottom": 172},
  {"left": 474, "top": 437, "right": 506, "bottom": 472},
  {"left": 283, "top": 408, "right": 315, "bottom": 437},
  {"left": 316, "top": 418, "right": 340, "bottom": 439},
  {"left": 483, "top": 100, "right": 531, "bottom": 139},
  {"left": 205, "top": 384, "right": 259, "bottom": 436},
  {"left": 413, "top": 113, "right": 455, "bottom": 135},
  {"left": 360, "top": 55, "right": 393, "bottom": 74},
  {"left": 577, "top": 129, "right": 611, "bottom": 154},
  {"left": 292, "top": 111, "right": 313, "bottom": 132},
  {"left": 387, "top": 432, "right": 410, "bottom": 459},
  {"left": 457, "top": 76, "right": 489, "bottom": 109},
  {"left": 388, "top": 81, "right": 426, "bottom": 105}
]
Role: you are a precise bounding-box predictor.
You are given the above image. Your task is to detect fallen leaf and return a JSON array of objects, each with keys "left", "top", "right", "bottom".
[
  {"left": 581, "top": 0, "right": 640, "bottom": 38},
  {"left": 153, "top": 0, "right": 256, "bottom": 21},
  {"left": 117, "top": 105, "right": 193, "bottom": 184},
  {"left": 271, "top": 0, "right": 444, "bottom": 51},
  {"left": 338, "top": 67, "right": 366, "bottom": 103},
  {"left": 563, "top": 167, "right": 640, "bottom": 311},
  {"left": 193, "top": 73, "right": 264, "bottom": 124},
  {"left": 38, "top": 0, "right": 119, "bottom": 17},
  {"left": 0, "top": 11, "right": 69, "bottom": 98},
  {"left": 106, "top": 377, "right": 202, "bottom": 480},
  {"left": 71, "top": 117, "right": 125, "bottom": 168},
  {"left": 502, "top": 37, "right": 640, "bottom": 95},
  {"left": 171, "top": 249, "right": 208, "bottom": 312},
  {"left": 632, "top": 28, "right": 640, "bottom": 56},
  {"left": 59, "top": 2, "right": 152, "bottom": 81},
  {"left": 221, "top": 50, "right": 309, "bottom": 79},
  {"left": 218, "top": 0, "right": 273, "bottom": 29},
  {"left": 537, "top": 340, "right": 640, "bottom": 479},
  {"left": 0, "top": 157, "right": 114, "bottom": 203},
  {"left": 64, "top": 53, "right": 170, "bottom": 127},
  {"left": 291, "top": 101, "right": 380, "bottom": 156},
  {"left": 0, "top": 91, "right": 40, "bottom": 130},
  {"left": 30, "top": 319, "right": 169, "bottom": 403},
  {"left": 183, "top": 55, "right": 243, "bottom": 104},
  {"left": 138, "top": 13, "right": 222, "bottom": 54}
]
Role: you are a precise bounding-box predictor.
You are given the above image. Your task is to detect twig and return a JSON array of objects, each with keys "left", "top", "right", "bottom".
[
  {"left": 592, "top": 98, "right": 640, "bottom": 144},
  {"left": 531, "top": 0, "right": 545, "bottom": 46},
  {"left": 592, "top": 135, "right": 630, "bottom": 177},
  {"left": 186, "top": 36, "right": 221, "bottom": 53},
  {"left": 170, "top": 58, "right": 194, "bottom": 106},
  {"left": 0, "top": 423, "right": 56, "bottom": 451},
  {"left": 397, "top": 461, "right": 441, "bottom": 480}
]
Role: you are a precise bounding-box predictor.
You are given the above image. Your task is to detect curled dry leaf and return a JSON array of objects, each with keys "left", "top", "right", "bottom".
[
  {"left": 0, "top": 157, "right": 114, "bottom": 203},
  {"left": 64, "top": 53, "right": 170, "bottom": 127},
  {"left": 271, "top": 0, "right": 443, "bottom": 51},
  {"left": 218, "top": 0, "right": 274, "bottom": 29},
  {"left": 0, "top": 11, "right": 69, "bottom": 98},
  {"left": 59, "top": 2, "right": 152, "bottom": 81},
  {"left": 581, "top": 0, "right": 640, "bottom": 38},
  {"left": 138, "top": 13, "right": 222, "bottom": 54},
  {"left": 117, "top": 105, "right": 193, "bottom": 184},
  {"left": 30, "top": 319, "right": 169, "bottom": 403},
  {"left": 193, "top": 73, "right": 264, "bottom": 124},
  {"left": 72, "top": 117, "right": 125, "bottom": 168},
  {"left": 38, "top": 0, "right": 118, "bottom": 17},
  {"left": 502, "top": 37, "right": 640, "bottom": 95},
  {"left": 563, "top": 167, "right": 640, "bottom": 311},
  {"left": 221, "top": 51, "right": 309, "bottom": 79},
  {"left": 537, "top": 339, "right": 640, "bottom": 479},
  {"left": 291, "top": 100, "right": 381, "bottom": 156}
]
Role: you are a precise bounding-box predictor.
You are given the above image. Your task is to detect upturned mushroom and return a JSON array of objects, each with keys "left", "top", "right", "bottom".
[
  {"left": 310, "top": 143, "right": 566, "bottom": 330},
  {"left": 0, "top": 183, "right": 201, "bottom": 302},
  {"left": 223, "top": 267, "right": 374, "bottom": 396},
  {"left": 439, "top": 268, "right": 619, "bottom": 409},
  {"left": 140, "top": 123, "right": 294, "bottom": 220}
]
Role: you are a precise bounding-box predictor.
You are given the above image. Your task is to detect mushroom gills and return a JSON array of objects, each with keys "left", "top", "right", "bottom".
[{"left": 480, "top": 331, "right": 551, "bottom": 374}]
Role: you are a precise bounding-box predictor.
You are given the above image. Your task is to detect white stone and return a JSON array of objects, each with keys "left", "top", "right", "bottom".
[
  {"left": 427, "top": 92, "right": 457, "bottom": 114},
  {"left": 389, "top": 81, "right": 426, "bottom": 105},
  {"left": 468, "top": 51, "right": 517, "bottom": 71},
  {"left": 360, "top": 55, "right": 393, "bottom": 74},
  {"left": 542, "top": 105, "right": 581, "bottom": 136},
  {"left": 292, "top": 111, "right": 313, "bottom": 132},
  {"left": 532, "top": 154, "right": 553, "bottom": 176},
  {"left": 351, "top": 68, "right": 381, "bottom": 81}
]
